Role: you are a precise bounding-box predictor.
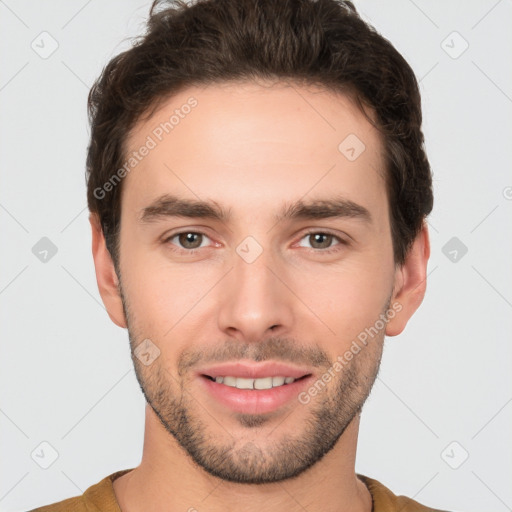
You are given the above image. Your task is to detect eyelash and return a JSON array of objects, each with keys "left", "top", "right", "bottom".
[
  {"left": 162, "top": 229, "right": 348, "bottom": 256},
  {"left": 299, "top": 230, "right": 349, "bottom": 254}
]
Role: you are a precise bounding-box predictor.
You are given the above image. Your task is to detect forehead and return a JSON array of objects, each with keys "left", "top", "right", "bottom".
[{"left": 122, "top": 81, "right": 387, "bottom": 228}]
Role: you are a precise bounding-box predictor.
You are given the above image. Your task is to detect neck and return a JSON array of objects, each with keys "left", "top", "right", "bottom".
[{"left": 113, "top": 404, "right": 372, "bottom": 512}]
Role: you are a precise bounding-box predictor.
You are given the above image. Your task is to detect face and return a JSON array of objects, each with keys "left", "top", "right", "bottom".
[{"left": 112, "top": 80, "right": 401, "bottom": 483}]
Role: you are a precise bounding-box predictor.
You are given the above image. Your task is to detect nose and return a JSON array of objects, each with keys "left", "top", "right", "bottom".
[{"left": 216, "top": 247, "right": 295, "bottom": 344}]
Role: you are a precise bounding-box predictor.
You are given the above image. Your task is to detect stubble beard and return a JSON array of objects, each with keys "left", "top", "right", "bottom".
[{"left": 120, "top": 283, "right": 387, "bottom": 484}]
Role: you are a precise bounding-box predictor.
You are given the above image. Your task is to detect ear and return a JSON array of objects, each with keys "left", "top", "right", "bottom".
[
  {"left": 90, "top": 213, "right": 127, "bottom": 328},
  {"left": 386, "top": 220, "right": 431, "bottom": 337}
]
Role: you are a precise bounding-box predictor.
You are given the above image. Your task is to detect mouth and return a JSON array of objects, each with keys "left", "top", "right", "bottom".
[
  {"left": 196, "top": 361, "right": 314, "bottom": 415},
  {"left": 202, "top": 373, "right": 310, "bottom": 390}
]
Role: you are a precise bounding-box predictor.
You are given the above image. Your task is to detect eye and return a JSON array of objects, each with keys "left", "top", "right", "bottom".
[
  {"left": 164, "top": 231, "right": 213, "bottom": 253},
  {"left": 162, "top": 229, "right": 349, "bottom": 256},
  {"left": 297, "top": 230, "right": 348, "bottom": 254}
]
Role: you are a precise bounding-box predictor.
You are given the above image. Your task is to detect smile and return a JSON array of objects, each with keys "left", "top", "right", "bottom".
[{"left": 204, "top": 375, "right": 308, "bottom": 390}]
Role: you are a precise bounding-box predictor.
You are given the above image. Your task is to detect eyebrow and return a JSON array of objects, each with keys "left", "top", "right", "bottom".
[{"left": 140, "top": 194, "right": 372, "bottom": 226}]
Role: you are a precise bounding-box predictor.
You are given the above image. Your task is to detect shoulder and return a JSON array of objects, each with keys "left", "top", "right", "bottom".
[
  {"left": 358, "top": 474, "right": 452, "bottom": 512},
  {"left": 28, "top": 495, "right": 87, "bottom": 512},
  {"left": 28, "top": 468, "right": 135, "bottom": 512}
]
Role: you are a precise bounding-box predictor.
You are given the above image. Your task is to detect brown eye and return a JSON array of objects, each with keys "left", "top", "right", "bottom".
[
  {"left": 177, "top": 232, "right": 203, "bottom": 249},
  {"left": 164, "top": 231, "right": 212, "bottom": 253},
  {"left": 297, "top": 231, "right": 346, "bottom": 254},
  {"left": 308, "top": 233, "right": 334, "bottom": 249}
]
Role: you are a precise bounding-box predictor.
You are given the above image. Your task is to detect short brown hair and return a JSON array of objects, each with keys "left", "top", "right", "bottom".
[{"left": 86, "top": 0, "right": 433, "bottom": 268}]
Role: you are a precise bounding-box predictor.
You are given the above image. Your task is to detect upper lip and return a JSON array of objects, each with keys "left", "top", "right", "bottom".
[{"left": 197, "top": 361, "right": 313, "bottom": 379}]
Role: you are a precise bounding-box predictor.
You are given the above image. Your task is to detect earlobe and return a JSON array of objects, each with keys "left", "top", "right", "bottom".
[
  {"left": 386, "top": 221, "right": 431, "bottom": 337},
  {"left": 89, "top": 213, "right": 127, "bottom": 328}
]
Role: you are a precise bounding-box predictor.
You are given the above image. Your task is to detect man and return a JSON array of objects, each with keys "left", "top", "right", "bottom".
[{"left": 32, "top": 0, "right": 446, "bottom": 510}]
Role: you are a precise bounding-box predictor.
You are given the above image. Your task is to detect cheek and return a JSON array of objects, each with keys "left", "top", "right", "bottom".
[
  {"left": 293, "top": 263, "right": 392, "bottom": 343},
  {"left": 120, "top": 244, "right": 219, "bottom": 334}
]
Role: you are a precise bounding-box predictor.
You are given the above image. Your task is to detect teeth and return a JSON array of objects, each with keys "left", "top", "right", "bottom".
[
  {"left": 254, "top": 377, "right": 273, "bottom": 390},
  {"left": 223, "top": 376, "right": 236, "bottom": 386},
  {"left": 236, "top": 377, "right": 254, "bottom": 389},
  {"left": 272, "top": 376, "right": 285, "bottom": 386},
  {"left": 212, "top": 375, "right": 297, "bottom": 390}
]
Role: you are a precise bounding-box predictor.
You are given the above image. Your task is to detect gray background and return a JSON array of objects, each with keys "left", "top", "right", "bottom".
[{"left": 1, "top": 1, "right": 511, "bottom": 511}]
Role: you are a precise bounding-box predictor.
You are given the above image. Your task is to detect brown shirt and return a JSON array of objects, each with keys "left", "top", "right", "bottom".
[{"left": 30, "top": 469, "right": 449, "bottom": 511}]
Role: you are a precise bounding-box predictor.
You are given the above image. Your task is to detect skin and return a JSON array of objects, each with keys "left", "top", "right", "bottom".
[{"left": 90, "top": 80, "right": 430, "bottom": 512}]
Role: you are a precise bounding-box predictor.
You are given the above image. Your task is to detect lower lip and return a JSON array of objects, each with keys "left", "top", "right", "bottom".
[{"left": 199, "top": 375, "right": 313, "bottom": 415}]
